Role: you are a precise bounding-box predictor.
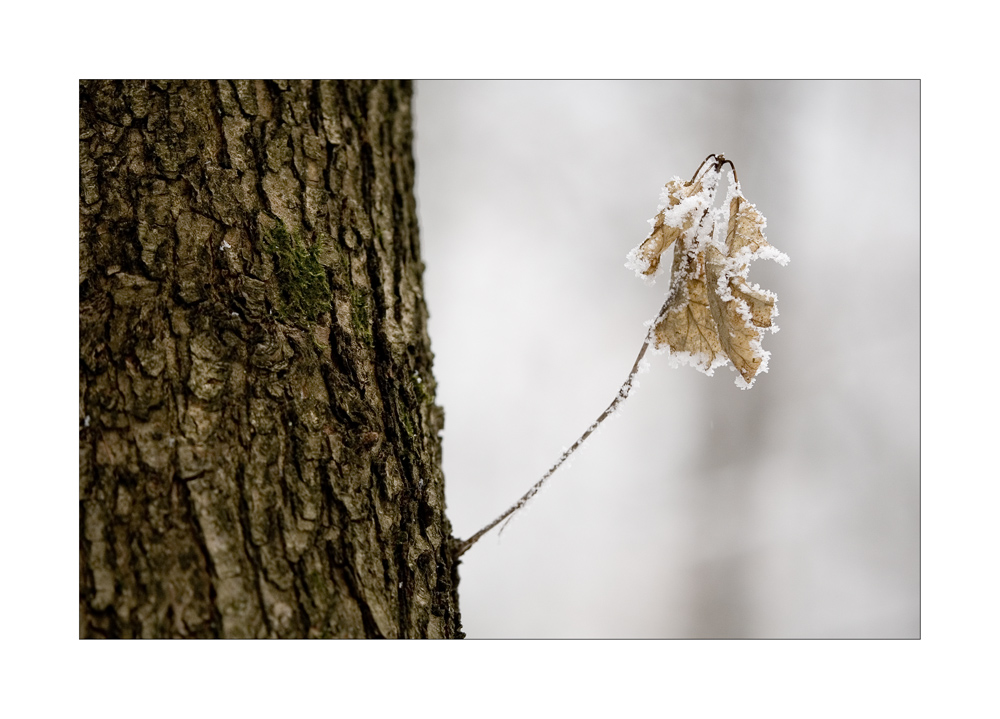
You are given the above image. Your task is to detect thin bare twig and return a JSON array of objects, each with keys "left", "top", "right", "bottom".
[{"left": 452, "top": 336, "right": 652, "bottom": 558}]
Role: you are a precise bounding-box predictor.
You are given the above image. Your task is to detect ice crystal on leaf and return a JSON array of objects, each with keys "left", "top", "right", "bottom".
[
  {"left": 625, "top": 173, "right": 716, "bottom": 280},
  {"left": 629, "top": 155, "right": 788, "bottom": 389}
]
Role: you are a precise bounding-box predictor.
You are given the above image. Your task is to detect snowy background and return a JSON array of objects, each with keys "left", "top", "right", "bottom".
[{"left": 413, "top": 80, "right": 918, "bottom": 638}]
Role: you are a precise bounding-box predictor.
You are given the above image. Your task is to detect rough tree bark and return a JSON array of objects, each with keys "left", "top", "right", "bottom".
[{"left": 79, "top": 80, "right": 463, "bottom": 638}]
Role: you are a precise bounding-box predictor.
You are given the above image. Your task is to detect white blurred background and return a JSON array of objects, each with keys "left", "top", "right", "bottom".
[{"left": 413, "top": 80, "right": 918, "bottom": 638}]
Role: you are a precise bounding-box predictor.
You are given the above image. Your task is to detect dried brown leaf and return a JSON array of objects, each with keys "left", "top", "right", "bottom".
[{"left": 632, "top": 160, "right": 788, "bottom": 388}]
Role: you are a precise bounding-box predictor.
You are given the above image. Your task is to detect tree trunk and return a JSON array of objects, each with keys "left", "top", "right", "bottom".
[{"left": 79, "top": 80, "right": 463, "bottom": 638}]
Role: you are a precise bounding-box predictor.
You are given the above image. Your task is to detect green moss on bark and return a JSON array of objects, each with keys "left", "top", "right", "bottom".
[
  {"left": 265, "top": 221, "right": 333, "bottom": 324},
  {"left": 350, "top": 290, "right": 374, "bottom": 346}
]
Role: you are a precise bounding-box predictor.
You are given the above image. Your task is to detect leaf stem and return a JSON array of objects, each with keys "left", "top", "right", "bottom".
[
  {"left": 452, "top": 335, "right": 652, "bottom": 559},
  {"left": 689, "top": 154, "right": 718, "bottom": 183},
  {"left": 689, "top": 153, "right": 739, "bottom": 185}
]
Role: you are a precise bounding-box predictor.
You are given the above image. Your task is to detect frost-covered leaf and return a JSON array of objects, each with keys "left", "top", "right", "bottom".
[
  {"left": 704, "top": 193, "right": 786, "bottom": 385},
  {"left": 629, "top": 157, "right": 788, "bottom": 389},
  {"left": 705, "top": 247, "right": 773, "bottom": 384}
]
